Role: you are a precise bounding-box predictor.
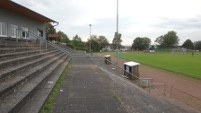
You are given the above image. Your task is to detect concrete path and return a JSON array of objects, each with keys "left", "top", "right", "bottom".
[
  {"left": 52, "top": 54, "right": 200, "bottom": 113},
  {"left": 52, "top": 55, "right": 126, "bottom": 113}
]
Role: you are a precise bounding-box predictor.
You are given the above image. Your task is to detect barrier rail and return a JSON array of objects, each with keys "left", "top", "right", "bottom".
[
  {"left": 99, "top": 55, "right": 155, "bottom": 87},
  {"left": 27, "top": 31, "right": 72, "bottom": 56},
  {"left": 98, "top": 54, "right": 201, "bottom": 112},
  {"left": 149, "top": 83, "right": 166, "bottom": 95},
  {"left": 170, "top": 86, "right": 201, "bottom": 111}
]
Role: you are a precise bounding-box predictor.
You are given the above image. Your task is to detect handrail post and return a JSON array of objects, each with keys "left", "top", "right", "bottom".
[
  {"left": 40, "top": 39, "right": 41, "bottom": 54},
  {"left": 149, "top": 83, "right": 151, "bottom": 93},
  {"left": 164, "top": 84, "right": 166, "bottom": 95},
  {"left": 46, "top": 39, "right": 47, "bottom": 52},
  {"left": 170, "top": 87, "right": 173, "bottom": 98}
]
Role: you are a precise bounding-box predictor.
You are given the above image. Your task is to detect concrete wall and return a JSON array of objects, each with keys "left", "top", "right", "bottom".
[{"left": 0, "top": 7, "right": 46, "bottom": 40}]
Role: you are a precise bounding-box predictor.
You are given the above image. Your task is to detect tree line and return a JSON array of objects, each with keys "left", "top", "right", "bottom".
[
  {"left": 131, "top": 30, "right": 201, "bottom": 51},
  {"left": 47, "top": 23, "right": 201, "bottom": 52},
  {"left": 46, "top": 23, "right": 111, "bottom": 52}
]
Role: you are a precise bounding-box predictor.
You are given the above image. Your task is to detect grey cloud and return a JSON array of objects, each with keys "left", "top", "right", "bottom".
[{"left": 151, "top": 15, "right": 201, "bottom": 30}]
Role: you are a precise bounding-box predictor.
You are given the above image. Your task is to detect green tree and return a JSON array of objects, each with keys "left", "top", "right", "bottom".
[
  {"left": 182, "top": 39, "right": 194, "bottom": 49},
  {"left": 57, "top": 31, "right": 70, "bottom": 43},
  {"left": 86, "top": 35, "right": 100, "bottom": 52},
  {"left": 66, "top": 43, "right": 75, "bottom": 49},
  {"left": 98, "top": 35, "right": 109, "bottom": 50},
  {"left": 72, "top": 35, "right": 86, "bottom": 49},
  {"left": 112, "top": 32, "right": 122, "bottom": 50},
  {"left": 194, "top": 41, "right": 201, "bottom": 51},
  {"left": 131, "top": 37, "right": 151, "bottom": 51},
  {"left": 155, "top": 35, "right": 164, "bottom": 45},
  {"left": 46, "top": 23, "right": 56, "bottom": 40},
  {"left": 155, "top": 31, "right": 180, "bottom": 48}
]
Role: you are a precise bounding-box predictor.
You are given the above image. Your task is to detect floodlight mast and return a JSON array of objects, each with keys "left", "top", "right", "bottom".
[
  {"left": 116, "top": 0, "right": 119, "bottom": 65},
  {"left": 116, "top": 0, "right": 119, "bottom": 33},
  {"left": 89, "top": 24, "right": 92, "bottom": 53}
]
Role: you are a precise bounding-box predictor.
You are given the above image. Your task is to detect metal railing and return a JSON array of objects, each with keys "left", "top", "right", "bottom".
[
  {"left": 27, "top": 31, "right": 72, "bottom": 56},
  {"left": 169, "top": 86, "right": 201, "bottom": 111},
  {"left": 149, "top": 83, "right": 166, "bottom": 95},
  {"left": 96, "top": 55, "right": 155, "bottom": 87},
  {"left": 94, "top": 54, "right": 201, "bottom": 112}
]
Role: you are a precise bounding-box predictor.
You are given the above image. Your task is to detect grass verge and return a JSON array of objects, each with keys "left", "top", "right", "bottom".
[{"left": 41, "top": 60, "right": 71, "bottom": 113}]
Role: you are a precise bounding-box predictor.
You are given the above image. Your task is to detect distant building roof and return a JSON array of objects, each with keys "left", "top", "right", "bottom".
[
  {"left": 48, "top": 34, "right": 59, "bottom": 38},
  {"left": 0, "top": 0, "right": 58, "bottom": 23}
]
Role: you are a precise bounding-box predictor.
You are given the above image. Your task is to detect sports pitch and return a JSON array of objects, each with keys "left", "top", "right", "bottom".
[{"left": 101, "top": 51, "right": 201, "bottom": 79}]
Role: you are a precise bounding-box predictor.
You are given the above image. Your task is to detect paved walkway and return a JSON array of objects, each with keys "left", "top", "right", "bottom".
[
  {"left": 52, "top": 54, "right": 200, "bottom": 113},
  {"left": 52, "top": 55, "right": 126, "bottom": 113}
]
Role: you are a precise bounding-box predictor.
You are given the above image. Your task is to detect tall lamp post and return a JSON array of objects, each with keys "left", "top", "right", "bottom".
[
  {"left": 116, "top": 0, "right": 119, "bottom": 65},
  {"left": 89, "top": 24, "right": 92, "bottom": 53}
]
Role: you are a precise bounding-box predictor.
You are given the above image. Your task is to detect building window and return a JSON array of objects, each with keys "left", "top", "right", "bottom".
[
  {"left": 22, "top": 27, "right": 29, "bottom": 39},
  {"left": 11, "top": 24, "right": 20, "bottom": 38},
  {"left": 38, "top": 29, "right": 43, "bottom": 37},
  {"left": 0, "top": 22, "right": 7, "bottom": 37}
]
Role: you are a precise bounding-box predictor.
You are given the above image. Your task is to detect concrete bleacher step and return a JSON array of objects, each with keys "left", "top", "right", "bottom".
[
  {"left": 0, "top": 50, "right": 41, "bottom": 61},
  {"left": 0, "top": 50, "right": 61, "bottom": 81},
  {"left": 57, "top": 44, "right": 74, "bottom": 52},
  {"left": 0, "top": 51, "right": 64, "bottom": 98},
  {"left": 18, "top": 55, "right": 71, "bottom": 113},
  {"left": 0, "top": 47, "right": 41, "bottom": 54},
  {"left": 0, "top": 40, "right": 38, "bottom": 48},
  {"left": 0, "top": 40, "right": 56, "bottom": 54},
  {"left": 0, "top": 49, "right": 60, "bottom": 71},
  {"left": 0, "top": 53, "right": 68, "bottom": 113},
  {"left": 0, "top": 40, "right": 41, "bottom": 54},
  {"left": 0, "top": 40, "right": 73, "bottom": 113},
  {"left": 0, "top": 49, "right": 57, "bottom": 61}
]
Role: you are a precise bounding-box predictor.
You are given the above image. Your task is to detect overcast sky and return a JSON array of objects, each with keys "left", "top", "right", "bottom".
[{"left": 13, "top": 0, "right": 201, "bottom": 46}]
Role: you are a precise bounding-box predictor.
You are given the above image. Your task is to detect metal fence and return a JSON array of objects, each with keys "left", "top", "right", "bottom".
[
  {"left": 169, "top": 86, "right": 201, "bottom": 111},
  {"left": 97, "top": 55, "right": 154, "bottom": 88},
  {"left": 146, "top": 79, "right": 201, "bottom": 111},
  {"left": 27, "top": 31, "right": 72, "bottom": 56},
  {"left": 96, "top": 55, "right": 201, "bottom": 112}
]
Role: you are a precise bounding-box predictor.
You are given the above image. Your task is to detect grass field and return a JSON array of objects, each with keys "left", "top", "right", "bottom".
[{"left": 100, "top": 51, "right": 201, "bottom": 79}]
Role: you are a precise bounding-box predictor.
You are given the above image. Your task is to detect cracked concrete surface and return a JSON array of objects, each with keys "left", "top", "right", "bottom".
[{"left": 53, "top": 54, "right": 200, "bottom": 113}]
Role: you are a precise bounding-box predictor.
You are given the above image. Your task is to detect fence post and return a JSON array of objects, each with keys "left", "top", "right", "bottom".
[
  {"left": 40, "top": 39, "right": 41, "bottom": 54},
  {"left": 149, "top": 83, "right": 151, "bottom": 94},
  {"left": 170, "top": 87, "right": 173, "bottom": 98},
  {"left": 46, "top": 39, "right": 47, "bottom": 52},
  {"left": 164, "top": 84, "right": 166, "bottom": 95}
]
